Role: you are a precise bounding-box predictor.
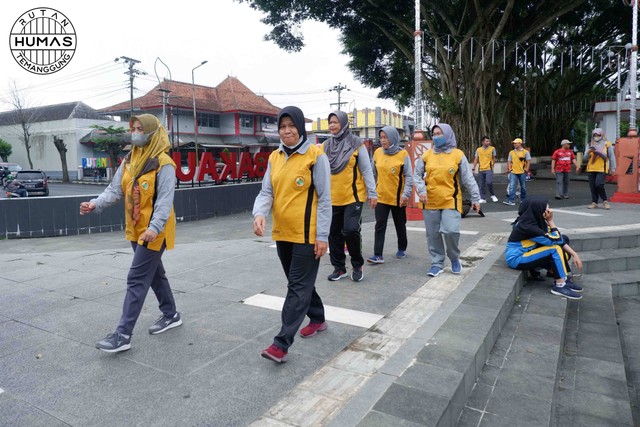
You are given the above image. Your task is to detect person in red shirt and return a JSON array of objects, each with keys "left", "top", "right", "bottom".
[{"left": 551, "top": 139, "right": 579, "bottom": 199}]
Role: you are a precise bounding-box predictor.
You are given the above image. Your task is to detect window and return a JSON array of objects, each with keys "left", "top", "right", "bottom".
[
  {"left": 260, "top": 116, "right": 277, "bottom": 131},
  {"left": 198, "top": 113, "right": 220, "bottom": 128},
  {"left": 239, "top": 114, "right": 254, "bottom": 129}
]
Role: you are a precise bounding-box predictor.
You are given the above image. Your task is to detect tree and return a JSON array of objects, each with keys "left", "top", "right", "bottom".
[
  {"left": 0, "top": 138, "right": 12, "bottom": 162},
  {"left": 240, "top": 0, "right": 628, "bottom": 156},
  {"left": 90, "top": 125, "right": 128, "bottom": 178},
  {"left": 2, "top": 80, "right": 40, "bottom": 168},
  {"left": 52, "top": 136, "right": 70, "bottom": 183}
]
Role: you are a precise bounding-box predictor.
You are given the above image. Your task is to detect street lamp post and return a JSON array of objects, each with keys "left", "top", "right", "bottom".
[{"left": 192, "top": 60, "right": 208, "bottom": 165}]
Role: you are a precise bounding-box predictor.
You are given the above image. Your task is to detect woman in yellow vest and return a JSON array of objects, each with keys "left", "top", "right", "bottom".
[
  {"left": 367, "top": 125, "right": 413, "bottom": 264},
  {"left": 414, "top": 123, "right": 481, "bottom": 277},
  {"left": 582, "top": 128, "right": 616, "bottom": 209},
  {"left": 80, "top": 114, "right": 181, "bottom": 353},
  {"left": 323, "top": 110, "right": 377, "bottom": 282},
  {"left": 253, "top": 106, "right": 332, "bottom": 363}
]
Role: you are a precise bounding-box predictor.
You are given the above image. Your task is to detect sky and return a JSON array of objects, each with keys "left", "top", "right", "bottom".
[{"left": 0, "top": 0, "right": 404, "bottom": 121}]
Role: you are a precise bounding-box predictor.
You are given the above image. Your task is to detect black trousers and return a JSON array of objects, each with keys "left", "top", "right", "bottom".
[
  {"left": 373, "top": 203, "right": 408, "bottom": 256},
  {"left": 588, "top": 172, "right": 608, "bottom": 203},
  {"left": 274, "top": 241, "right": 324, "bottom": 351},
  {"left": 329, "top": 202, "right": 364, "bottom": 270},
  {"left": 117, "top": 241, "right": 177, "bottom": 336}
]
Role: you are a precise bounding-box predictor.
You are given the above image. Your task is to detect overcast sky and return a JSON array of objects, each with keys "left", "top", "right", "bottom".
[{"left": 0, "top": 0, "right": 404, "bottom": 121}]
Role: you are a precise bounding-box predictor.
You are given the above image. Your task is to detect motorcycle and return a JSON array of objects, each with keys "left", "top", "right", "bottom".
[{"left": 5, "top": 190, "right": 23, "bottom": 198}]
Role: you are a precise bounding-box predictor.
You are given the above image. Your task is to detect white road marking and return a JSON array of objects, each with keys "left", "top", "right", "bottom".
[
  {"left": 0, "top": 388, "right": 3, "bottom": 394},
  {"left": 550, "top": 209, "right": 602, "bottom": 217},
  {"left": 406, "top": 226, "right": 478, "bottom": 235},
  {"left": 242, "top": 293, "right": 383, "bottom": 329}
]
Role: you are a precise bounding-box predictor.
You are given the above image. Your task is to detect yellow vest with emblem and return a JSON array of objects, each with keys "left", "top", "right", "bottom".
[
  {"left": 585, "top": 141, "right": 612, "bottom": 173},
  {"left": 420, "top": 148, "right": 465, "bottom": 213},
  {"left": 121, "top": 153, "right": 176, "bottom": 251},
  {"left": 325, "top": 145, "right": 367, "bottom": 206},
  {"left": 509, "top": 149, "right": 528, "bottom": 174},
  {"left": 475, "top": 146, "right": 495, "bottom": 171},
  {"left": 373, "top": 148, "right": 409, "bottom": 206},
  {"left": 269, "top": 145, "right": 323, "bottom": 244}
]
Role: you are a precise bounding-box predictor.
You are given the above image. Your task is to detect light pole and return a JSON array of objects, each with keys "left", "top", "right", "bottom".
[{"left": 192, "top": 60, "right": 208, "bottom": 165}]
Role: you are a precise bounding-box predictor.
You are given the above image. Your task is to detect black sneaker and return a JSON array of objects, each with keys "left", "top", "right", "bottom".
[
  {"left": 351, "top": 267, "right": 364, "bottom": 282},
  {"left": 148, "top": 312, "right": 183, "bottom": 335},
  {"left": 96, "top": 332, "right": 131, "bottom": 353},
  {"left": 328, "top": 268, "right": 348, "bottom": 281}
]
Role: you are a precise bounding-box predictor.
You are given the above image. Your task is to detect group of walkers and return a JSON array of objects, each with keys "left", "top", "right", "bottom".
[{"left": 78, "top": 108, "right": 615, "bottom": 363}]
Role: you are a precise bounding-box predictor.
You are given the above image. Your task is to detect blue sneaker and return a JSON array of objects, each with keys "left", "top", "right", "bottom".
[
  {"left": 451, "top": 259, "right": 462, "bottom": 274},
  {"left": 551, "top": 284, "right": 582, "bottom": 300},
  {"left": 565, "top": 278, "right": 582, "bottom": 292},
  {"left": 367, "top": 255, "right": 384, "bottom": 264},
  {"left": 427, "top": 266, "right": 443, "bottom": 277},
  {"left": 396, "top": 250, "right": 407, "bottom": 259}
]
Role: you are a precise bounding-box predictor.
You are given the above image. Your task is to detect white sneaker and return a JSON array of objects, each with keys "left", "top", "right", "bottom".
[
  {"left": 478, "top": 199, "right": 487, "bottom": 204},
  {"left": 491, "top": 195, "right": 498, "bottom": 202}
]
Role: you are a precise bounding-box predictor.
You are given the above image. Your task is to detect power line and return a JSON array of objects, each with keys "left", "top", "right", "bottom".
[
  {"left": 329, "top": 83, "right": 349, "bottom": 110},
  {"left": 115, "top": 56, "right": 146, "bottom": 116}
]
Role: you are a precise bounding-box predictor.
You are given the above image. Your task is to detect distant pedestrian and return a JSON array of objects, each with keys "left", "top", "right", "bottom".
[
  {"left": 581, "top": 128, "right": 616, "bottom": 209},
  {"left": 503, "top": 137, "right": 530, "bottom": 206},
  {"left": 505, "top": 196, "right": 583, "bottom": 300},
  {"left": 414, "top": 123, "right": 481, "bottom": 277},
  {"left": 323, "top": 110, "right": 377, "bottom": 282},
  {"left": 253, "top": 106, "right": 331, "bottom": 363},
  {"left": 80, "top": 114, "right": 182, "bottom": 353},
  {"left": 472, "top": 135, "right": 498, "bottom": 203},
  {"left": 367, "top": 126, "right": 412, "bottom": 264},
  {"left": 551, "top": 139, "right": 579, "bottom": 199}
]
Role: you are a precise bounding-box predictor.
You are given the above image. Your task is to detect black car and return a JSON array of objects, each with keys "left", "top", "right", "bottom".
[{"left": 15, "top": 170, "right": 49, "bottom": 196}]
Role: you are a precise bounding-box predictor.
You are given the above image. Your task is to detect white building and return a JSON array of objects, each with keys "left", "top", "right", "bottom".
[{"left": 0, "top": 101, "right": 121, "bottom": 179}]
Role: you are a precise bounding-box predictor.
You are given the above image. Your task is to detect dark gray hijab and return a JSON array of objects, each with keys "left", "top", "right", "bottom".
[{"left": 324, "top": 110, "right": 361, "bottom": 174}]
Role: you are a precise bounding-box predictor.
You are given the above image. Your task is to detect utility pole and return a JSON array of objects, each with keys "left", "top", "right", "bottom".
[
  {"left": 115, "top": 56, "right": 146, "bottom": 118},
  {"left": 329, "top": 83, "right": 349, "bottom": 111}
]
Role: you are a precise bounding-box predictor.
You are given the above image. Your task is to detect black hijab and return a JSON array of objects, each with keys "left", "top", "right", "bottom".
[
  {"left": 508, "top": 196, "right": 550, "bottom": 242},
  {"left": 278, "top": 106, "right": 307, "bottom": 156}
]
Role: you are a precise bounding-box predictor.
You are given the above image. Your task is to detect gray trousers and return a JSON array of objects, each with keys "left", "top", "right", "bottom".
[
  {"left": 116, "top": 242, "right": 177, "bottom": 336},
  {"left": 423, "top": 209, "right": 461, "bottom": 268},
  {"left": 555, "top": 172, "right": 570, "bottom": 197}
]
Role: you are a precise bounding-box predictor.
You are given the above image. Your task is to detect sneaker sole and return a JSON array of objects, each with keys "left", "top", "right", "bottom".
[
  {"left": 149, "top": 318, "right": 183, "bottom": 335},
  {"left": 550, "top": 289, "right": 582, "bottom": 300},
  {"left": 96, "top": 343, "right": 131, "bottom": 353},
  {"left": 300, "top": 322, "right": 328, "bottom": 338},
  {"left": 261, "top": 351, "right": 288, "bottom": 363},
  {"left": 328, "top": 273, "right": 348, "bottom": 281},
  {"left": 427, "top": 270, "right": 443, "bottom": 277},
  {"left": 451, "top": 268, "right": 462, "bottom": 275},
  {"left": 367, "top": 259, "right": 384, "bottom": 264}
]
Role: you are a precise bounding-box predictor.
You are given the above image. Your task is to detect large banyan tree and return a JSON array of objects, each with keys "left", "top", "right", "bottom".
[{"left": 239, "top": 0, "right": 630, "bottom": 157}]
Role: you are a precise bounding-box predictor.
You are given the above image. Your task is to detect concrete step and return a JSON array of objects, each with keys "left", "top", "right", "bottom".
[
  {"left": 579, "top": 247, "right": 640, "bottom": 275},
  {"left": 455, "top": 282, "right": 568, "bottom": 426},
  {"left": 568, "top": 231, "right": 640, "bottom": 252}
]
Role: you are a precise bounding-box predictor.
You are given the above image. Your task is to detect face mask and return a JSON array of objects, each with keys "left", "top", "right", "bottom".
[
  {"left": 130, "top": 128, "right": 157, "bottom": 146},
  {"left": 433, "top": 135, "right": 447, "bottom": 148},
  {"left": 593, "top": 136, "right": 602, "bottom": 142}
]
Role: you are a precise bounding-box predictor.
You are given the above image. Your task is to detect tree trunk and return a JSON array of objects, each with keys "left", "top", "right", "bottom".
[{"left": 53, "top": 137, "right": 70, "bottom": 182}]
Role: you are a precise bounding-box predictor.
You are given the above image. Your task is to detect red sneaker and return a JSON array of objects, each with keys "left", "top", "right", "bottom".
[
  {"left": 261, "top": 344, "right": 288, "bottom": 363},
  {"left": 300, "top": 321, "right": 328, "bottom": 338}
]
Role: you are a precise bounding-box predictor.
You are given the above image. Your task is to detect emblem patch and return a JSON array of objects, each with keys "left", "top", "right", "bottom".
[
  {"left": 141, "top": 181, "right": 150, "bottom": 190},
  {"left": 295, "top": 176, "right": 304, "bottom": 186}
]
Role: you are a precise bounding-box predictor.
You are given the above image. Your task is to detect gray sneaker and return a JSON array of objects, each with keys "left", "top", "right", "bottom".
[
  {"left": 351, "top": 267, "right": 364, "bottom": 282},
  {"left": 96, "top": 332, "right": 131, "bottom": 353},
  {"left": 149, "top": 312, "right": 183, "bottom": 335}
]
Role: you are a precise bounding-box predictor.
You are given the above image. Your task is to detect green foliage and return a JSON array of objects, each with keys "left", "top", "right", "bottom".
[
  {"left": 0, "top": 138, "right": 12, "bottom": 162},
  {"left": 90, "top": 125, "right": 127, "bottom": 173},
  {"left": 241, "top": 0, "right": 629, "bottom": 155}
]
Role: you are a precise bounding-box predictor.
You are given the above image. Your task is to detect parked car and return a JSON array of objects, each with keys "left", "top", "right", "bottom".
[
  {"left": 15, "top": 170, "right": 49, "bottom": 196},
  {"left": 0, "top": 162, "right": 23, "bottom": 173}
]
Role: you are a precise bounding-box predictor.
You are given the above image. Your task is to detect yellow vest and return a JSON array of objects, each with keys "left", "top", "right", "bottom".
[
  {"left": 269, "top": 145, "right": 322, "bottom": 244},
  {"left": 421, "top": 149, "right": 465, "bottom": 213},
  {"left": 509, "top": 149, "right": 528, "bottom": 174},
  {"left": 122, "top": 153, "right": 176, "bottom": 251},
  {"left": 586, "top": 141, "right": 612, "bottom": 173},
  {"left": 373, "top": 148, "right": 409, "bottom": 206},
  {"left": 325, "top": 145, "right": 367, "bottom": 206},
  {"left": 475, "top": 146, "right": 495, "bottom": 171}
]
